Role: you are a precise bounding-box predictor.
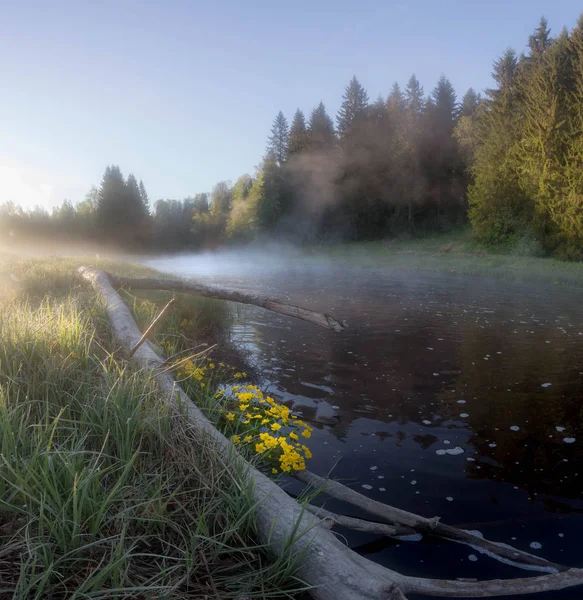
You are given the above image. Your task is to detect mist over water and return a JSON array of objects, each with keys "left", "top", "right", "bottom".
[{"left": 149, "top": 249, "right": 583, "bottom": 592}]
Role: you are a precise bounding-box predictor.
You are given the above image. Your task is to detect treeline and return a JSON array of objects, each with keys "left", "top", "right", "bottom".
[
  {"left": 3, "top": 14, "right": 583, "bottom": 258},
  {"left": 465, "top": 15, "right": 583, "bottom": 259}
]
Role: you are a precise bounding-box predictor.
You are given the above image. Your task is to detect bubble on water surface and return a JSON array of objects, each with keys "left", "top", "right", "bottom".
[
  {"left": 510, "top": 426, "right": 520, "bottom": 431},
  {"left": 530, "top": 542, "right": 542, "bottom": 550}
]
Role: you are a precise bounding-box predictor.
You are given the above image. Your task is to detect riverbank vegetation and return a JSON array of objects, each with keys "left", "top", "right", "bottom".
[
  {"left": 3, "top": 15, "right": 583, "bottom": 260},
  {"left": 0, "top": 256, "right": 305, "bottom": 598}
]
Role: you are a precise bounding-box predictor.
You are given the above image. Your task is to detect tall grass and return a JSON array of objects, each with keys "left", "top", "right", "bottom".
[{"left": 0, "top": 259, "right": 304, "bottom": 599}]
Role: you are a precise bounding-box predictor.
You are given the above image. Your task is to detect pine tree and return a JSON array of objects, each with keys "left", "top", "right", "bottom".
[
  {"left": 288, "top": 109, "right": 309, "bottom": 156},
  {"left": 460, "top": 88, "right": 481, "bottom": 117},
  {"left": 308, "top": 102, "right": 336, "bottom": 150},
  {"left": 336, "top": 76, "right": 369, "bottom": 138},
  {"left": 267, "top": 111, "right": 289, "bottom": 164}
]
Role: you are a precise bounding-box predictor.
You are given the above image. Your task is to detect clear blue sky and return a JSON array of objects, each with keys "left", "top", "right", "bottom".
[{"left": 1, "top": 0, "right": 581, "bottom": 210}]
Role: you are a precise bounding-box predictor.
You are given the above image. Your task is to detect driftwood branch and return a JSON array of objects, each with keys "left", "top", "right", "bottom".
[
  {"left": 306, "top": 505, "right": 414, "bottom": 537},
  {"left": 79, "top": 265, "right": 583, "bottom": 599},
  {"left": 107, "top": 273, "right": 348, "bottom": 332},
  {"left": 130, "top": 297, "right": 174, "bottom": 357},
  {"left": 296, "top": 469, "right": 565, "bottom": 574}
]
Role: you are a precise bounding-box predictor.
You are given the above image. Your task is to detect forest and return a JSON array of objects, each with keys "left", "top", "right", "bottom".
[{"left": 3, "top": 15, "right": 583, "bottom": 258}]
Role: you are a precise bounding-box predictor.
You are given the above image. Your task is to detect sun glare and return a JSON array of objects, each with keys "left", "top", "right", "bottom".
[{"left": 0, "top": 165, "right": 54, "bottom": 211}]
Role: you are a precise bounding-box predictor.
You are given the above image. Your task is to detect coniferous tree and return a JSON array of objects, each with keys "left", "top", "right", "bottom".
[
  {"left": 307, "top": 102, "right": 336, "bottom": 150},
  {"left": 386, "top": 83, "right": 405, "bottom": 117},
  {"left": 336, "top": 76, "right": 369, "bottom": 139},
  {"left": 460, "top": 88, "right": 482, "bottom": 117},
  {"left": 97, "top": 165, "right": 126, "bottom": 240},
  {"left": 267, "top": 111, "right": 289, "bottom": 165},
  {"left": 288, "top": 109, "right": 309, "bottom": 156},
  {"left": 469, "top": 48, "right": 528, "bottom": 246},
  {"left": 138, "top": 180, "right": 150, "bottom": 215},
  {"left": 257, "top": 153, "right": 288, "bottom": 231}
]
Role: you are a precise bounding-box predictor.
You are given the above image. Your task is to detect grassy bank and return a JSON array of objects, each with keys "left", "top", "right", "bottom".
[
  {"left": 0, "top": 255, "right": 303, "bottom": 599},
  {"left": 311, "top": 228, "right": 583, "bottom": 288}
]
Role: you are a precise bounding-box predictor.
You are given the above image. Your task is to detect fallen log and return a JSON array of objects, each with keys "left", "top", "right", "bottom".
[
  {"left": 79, "top": 266, "right": 583, "bottom": 599},
  {"left": 306, "top": 505, "right": 415, "bottom": 537},
  {"left": 296, "top": 470, "right": 564, "bottom": 574},
  {"left": 107, "top": 272, "right": 348, "bottom": 332}
]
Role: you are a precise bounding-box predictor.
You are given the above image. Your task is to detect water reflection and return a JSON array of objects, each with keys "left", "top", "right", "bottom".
[{"left": 149, "top": 255, "right": 583, "bottom": 594}]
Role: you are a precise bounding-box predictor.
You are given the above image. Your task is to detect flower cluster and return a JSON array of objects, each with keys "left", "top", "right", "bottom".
[{"left": 218, "top": 384, "right": 312, "bottom": 474}]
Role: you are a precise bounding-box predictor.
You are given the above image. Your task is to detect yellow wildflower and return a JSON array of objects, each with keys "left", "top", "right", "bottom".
[
  {"left": 289, "top": 432, "right": 299, "bottom": 441},
  {"left": 232, "top": 435, "right": 241, "bottom": 443},
  {"left": 301, "top": 429, "right": 311, "bottom": 439},
  {"left": 255, "top": 442, "right": 266, "bottom": 453},
  {"left": 243, "top": 435, "right": 252, "bottom": 443},
  {"left": 270, "top": 423, "right": 282, "bottom": 431},
  {"left": 226, "top": 413, "right": 235, "bottom": 421},
  {"left": 209, "top": 363, "right": 215, "bottom": 369},
  {"left": 272, "top": 468, "right": 278, "bottom": 474}
]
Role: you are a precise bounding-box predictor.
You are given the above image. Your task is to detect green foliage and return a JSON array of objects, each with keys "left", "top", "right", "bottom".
[
  {"left": 307, "top": 101, "right": 336, "bottom": 151},
  {"left": 257, "top": 154, "right": 289, "bottom": 231},
  {"left": 288, "top": 109, "right": 309, "bottom": 156},
  {"left": 266, "top": 111, "right": 289, "bottom": 165},
  {"left": 96, "top": 166, "right": 151, "bottom": 249},
  {"left": 336, "top": 75, "right": 369, "bottom": 139},
  {"left": 0, "top": 264, "right": 305, "bottom": 598},
  {"left": 7, "top": 12, "right": 583, "bottom": 260}
]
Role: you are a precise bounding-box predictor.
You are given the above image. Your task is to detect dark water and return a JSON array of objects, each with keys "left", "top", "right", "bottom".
[{"left": 149, "top": 252, "right": 583, "bottom": 596}]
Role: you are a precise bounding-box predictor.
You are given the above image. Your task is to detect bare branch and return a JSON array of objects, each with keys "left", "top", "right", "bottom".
[
  {"left": 296, "top": 469, "right": 565, "bottom": 573},
  {"left": 130, "top": 297, "right": 174, "bottom": 357},
  {"left": 107, "top": 273, "right": 348, "bottom": 332}
]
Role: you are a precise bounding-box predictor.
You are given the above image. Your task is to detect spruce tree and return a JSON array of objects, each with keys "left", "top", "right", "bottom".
[
  {"left": 405, "top": 74, "right": 424, "bottom": 115},
  {"left": 288, "top": 109, "right": 308, "bottom": 156},
  {"left": 386, "top": 83, "right": 405, "bottom": 117},
  {"left": 257, "top": 152, "right": 288, "bottom": 231},
  {"left": 460, "top": 88, "right": 481, "bottom": 117},
  {"left": 97, "top": 165, "right": 126, "bottom": 239},
  {"left": 308, "top": 101, "right": 336, "bottom": 150},
  {"left": 336, "top": 76, "right": 369, "bottom": 138},
  {"left": 468, "top": 48, "right": 529, "bottom": 246},
  {"left": 267, "top": 111, "right": 289, "bottom": 164},
  {"left": 138, "top": 180, "right": 150, "bottom": 215},
  {"left": 528, "top": 17, "right": 552, "bottom": 57}
]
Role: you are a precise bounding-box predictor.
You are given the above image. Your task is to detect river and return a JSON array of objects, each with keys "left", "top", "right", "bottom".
[{"left": 148, "top": 250, "right": 583, "bottom": 595}]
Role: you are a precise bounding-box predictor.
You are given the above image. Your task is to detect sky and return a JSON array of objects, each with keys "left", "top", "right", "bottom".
[{"left": 1, "top": 0, "right": 582, "bottom": 211}]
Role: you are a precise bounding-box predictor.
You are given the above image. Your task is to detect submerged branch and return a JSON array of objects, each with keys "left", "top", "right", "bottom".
[
  {"left": 296, "top": 469, "right": 566, "bottom": 574},
  {"left": 306, "top": 505, "right": 414, "bottom": 537}
]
